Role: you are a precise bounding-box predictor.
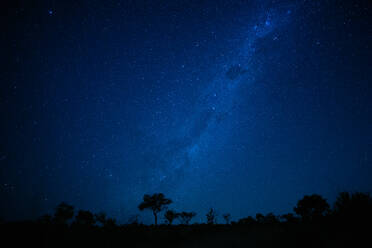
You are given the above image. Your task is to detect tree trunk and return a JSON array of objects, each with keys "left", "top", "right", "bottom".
[{"left": 154, "top": 212, "right": 157, "bottom": 226}]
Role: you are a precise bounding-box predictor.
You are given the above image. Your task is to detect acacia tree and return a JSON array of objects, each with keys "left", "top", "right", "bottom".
[
  {"left": 206, "top": 208, "right": 217, "bottom": 224},
  {"left": 164, "top": 210, "right": 179, "bottom": 225},
  {"left": 138, "top": 193, "right": 172, "bottom": 225},
  {"left": 223, "top": 213, "right": 231, "bottom": 224},
  {"left": 179, "top": 211, "right": 196, "bottom": 225}
]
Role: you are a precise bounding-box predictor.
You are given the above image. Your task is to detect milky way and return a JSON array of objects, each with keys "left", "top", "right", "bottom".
[{"left": 122, "top": 2, "right": 297, "bottom": 218}]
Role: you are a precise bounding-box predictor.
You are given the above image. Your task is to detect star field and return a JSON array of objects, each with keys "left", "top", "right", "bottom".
[{"left": 0, "top": 0, "right": 371, "bottom": 223}]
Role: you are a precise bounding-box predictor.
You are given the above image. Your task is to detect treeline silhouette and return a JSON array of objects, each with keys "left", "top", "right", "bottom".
[{"left": 1, "top": 191, "right": 371, "bottom": 247}]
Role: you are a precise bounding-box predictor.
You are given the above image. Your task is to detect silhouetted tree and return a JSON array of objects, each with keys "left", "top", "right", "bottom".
[
  {"left": 179, "top": 211, "right": 196, "bottom": 225},
  {"left": 333, "top": 192, "right": 372, "bottom": 224},
  {"left": 75, "top": 210, "right": 96, "bottom": 226},
  {"left": 280, "top": 213, "right": 299, "bottom": 223},
  {"left": 294, "top": 194, "right": 330, "bottom": 222},
  {"left": 238, "top": 216, "right": 256, "bottom": 225},
  {"left": 94, "top": 211, "right": 118, "bottom": 228},
  {"left": 263, "top": 213, "right": 279, "bottom": 224},
  {"left": 53, "top": 202, "right": 74, "bottom": 225},
  {"left": 206, "top": 208, "right": 217, "bottom": 224},
  {"left": 138, "top": 193, "right": 172, "bottom": 225},
  {"left": 164, "top": 210, "right": 179, "bottom": 225},
  {"left": 95, "top": 212, "right": 107, "bottom": 226},
  {"left": 223, "top": 213, "right": 231, "bottom": 224},
  {"left": 255, "top": 213, "right": 265, "bottom": 224}
]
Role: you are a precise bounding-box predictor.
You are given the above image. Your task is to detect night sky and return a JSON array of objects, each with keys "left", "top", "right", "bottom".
[{"left": 1, "top": 0, "right": 371, "bottom": 224}]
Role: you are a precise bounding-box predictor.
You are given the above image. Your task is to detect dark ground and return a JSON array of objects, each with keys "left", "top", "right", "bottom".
[{"left": 1, "top": 220, "right": 369, "bottom": 248}]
